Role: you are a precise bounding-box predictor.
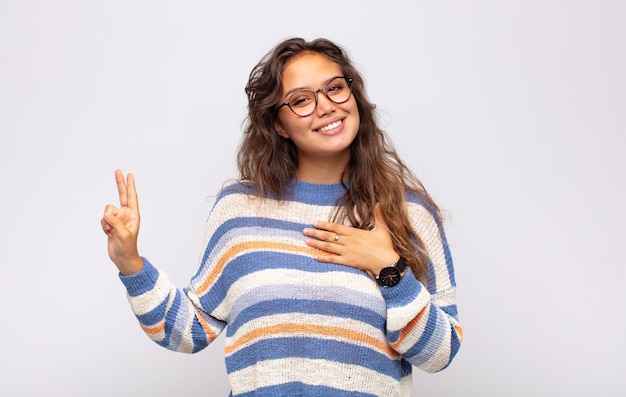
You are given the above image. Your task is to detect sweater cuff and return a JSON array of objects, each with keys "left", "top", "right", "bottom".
[
  {"left": 379, "top": 267, "right": 424, "bottom": 306},
  {"left": 118, "top": 257, "right": 160, "bottom": 297}
]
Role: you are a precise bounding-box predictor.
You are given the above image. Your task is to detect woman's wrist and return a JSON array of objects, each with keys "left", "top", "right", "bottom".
[
  {"left": 374, "top": 253, "right": 401, "bottom": 276},
  {"left": 117, "top": 255, "right": 144, "bottom": 276}
]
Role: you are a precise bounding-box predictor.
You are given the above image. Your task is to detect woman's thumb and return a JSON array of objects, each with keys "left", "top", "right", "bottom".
[{"left": 103, "top": 208, "right": 124, "bottom": 234}]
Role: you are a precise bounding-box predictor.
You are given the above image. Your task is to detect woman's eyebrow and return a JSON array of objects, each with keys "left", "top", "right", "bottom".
[{"left": 283, "top": 85, "right": 307, "bottom": 98}]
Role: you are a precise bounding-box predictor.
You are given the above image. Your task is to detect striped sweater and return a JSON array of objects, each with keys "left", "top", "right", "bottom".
[{"left": 120, "top": 180, "right": 462, "bottom": 396}]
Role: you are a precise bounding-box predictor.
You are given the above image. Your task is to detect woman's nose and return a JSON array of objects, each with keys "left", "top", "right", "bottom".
[{"left": 315, "top": 91, "right": 336, "bottom": 116}]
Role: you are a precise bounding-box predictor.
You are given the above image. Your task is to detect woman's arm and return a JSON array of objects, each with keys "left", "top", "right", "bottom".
[
  {"left": 101, "top": 170, "right": 226, "bottom": 353},
  {"left": 381, "top": 202, "right": 462, "bottom": 372},
  {"left": 119, "top": 258, "right": 226, "bottom": 353}
]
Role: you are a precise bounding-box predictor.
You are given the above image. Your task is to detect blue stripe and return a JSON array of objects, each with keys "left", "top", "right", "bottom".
[
  {"left": 424, "top": 256, "right": 438, "bottom": 292},
  {"left": 135, "top": 299, "right": 167, "bottom": 326},
  {"left": 381, "top": 270, "right": 423, "bottom": 310},
  {"left": 190, "top": 313, "right": 208, "bottom": 353},
  {"left": 448, "top": 326, "right": 462, "bottom": 364},
  {"left": 216, "top": 182, "right": 254, "bottom": 199},
  {"left": 219, "top": 180, "right": 347, "bottom": 206},
  {"left": 225, "top": 337, "right": 403, "bottom": 379},
  {"left": 172, "top": 290, "right": 193, "bottom": 350},
  {"left": 441, "top": 304, "right": 458, "bottom": 319},
  {"left": 285, "top": 179, "right": 347, "bottom": 205},
  {"left": 226, "top": 298, "right": 385, "bottom": 336},
  {"left": 161, "top": 291, "right": 182, "bottom": 350},
  {"left": 237, "top": 382, "right": 379, "bottom": 397},
  {"left": 120, "top": 259, "right": 159, "bottom": 297},
  {"left": 421, "top": 308, "right": 449, "bottom": 362},
  {"left": 441, "top": 229, "right": 456, "bottom": 287}
]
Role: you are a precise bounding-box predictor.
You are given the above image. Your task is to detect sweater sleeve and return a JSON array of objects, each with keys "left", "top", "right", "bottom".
[
  {"left": 119, "top": 258, "right": 226, "bottom": 353},
  {"left": 381, "top": 202, "right": 463, "bottom": 373}
]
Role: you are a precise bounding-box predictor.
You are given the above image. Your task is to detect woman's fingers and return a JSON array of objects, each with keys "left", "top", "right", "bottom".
[
  {"left": 303, "top": 227, "right": 343, "bottom": 248},
  {"left": 102, "top": 206, "right": 132, "bottom": 241},
  {"left": 115, "top": 169, "right": 139, "bottom": 210},
  {"left": 125, "top": 172, "right": 139, "bottom": 210},
  {"left": 101, "top": 204, "right": 118, "bottom": 234},
  {"left": 115, "top": 169, "right": 128, "bottom": 207},
  {"left": 103, "top": 203, "right": 118, "bottom": 217},
  {"left": 107, "top": 170, "right": 140, "bottom": 235},
  {"left": 303, "top": 205, "right": 399, "bottom": 274},
  {"left": 103, "top": 210, "right": 122, "bottom": 231},
  {"left": 101, "top": 217, "right": 112, "bottom": 236}
]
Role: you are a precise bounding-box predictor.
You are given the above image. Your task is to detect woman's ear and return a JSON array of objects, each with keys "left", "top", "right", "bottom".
[{"left": 275, "top": 120, "right": 289, "bottom": 139}]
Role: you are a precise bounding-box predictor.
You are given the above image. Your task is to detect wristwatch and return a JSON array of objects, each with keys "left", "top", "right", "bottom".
[{"left": 375, "top": 257, "right": 407, "bottom": 287}]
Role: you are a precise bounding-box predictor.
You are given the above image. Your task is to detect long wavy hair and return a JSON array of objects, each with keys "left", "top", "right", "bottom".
[{"left": 238, "top": 37, "right": 441, "bottom": 280}]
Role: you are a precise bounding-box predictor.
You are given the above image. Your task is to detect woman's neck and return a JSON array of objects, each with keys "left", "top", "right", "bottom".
[
  {"left": 295, "top": 153, "right": 350, "bottom": 184},
  {"left": 295, "top": 163, "right": 347, "bottom": 184}
]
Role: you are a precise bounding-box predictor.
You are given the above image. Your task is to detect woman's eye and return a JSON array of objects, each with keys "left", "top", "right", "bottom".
[
  {"left": 291, "top": 95, "right": 312, "bottom": 107},
  {"left": 328, "top": 83, "right": 345, "bottom": 93}
]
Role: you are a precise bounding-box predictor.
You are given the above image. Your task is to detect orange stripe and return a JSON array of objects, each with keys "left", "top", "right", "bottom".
[
  {"left": 196, "top": 313, "right": 218, "bottom": 342},
  {"left": 454, "top": 324, "right": 464, "bottom": 339},
  {"left": 141, "top": 321, "right": 165, "bottom": 335},
  {"left": 224, "top": 323, "right": 399, "bottom": 358},
  {"left": 391, "top": 306, "right": 427, "bottom": 350},
  {"left": 196, "top": 241, "right": 318, "bottom": 295},
  {"left": 140, "top": 314, "right": 219, "bottom": 342}
]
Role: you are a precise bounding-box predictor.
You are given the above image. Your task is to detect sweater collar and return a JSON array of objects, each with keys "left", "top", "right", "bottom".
[{"left": 286, "top": 179, "right": 348, "bottom": 205}]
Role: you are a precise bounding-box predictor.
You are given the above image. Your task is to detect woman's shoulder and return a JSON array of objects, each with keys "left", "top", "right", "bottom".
[
  {"left": 214, "top": 179, "right": 255, "bottom": 201},
  {"left": 404, "top": 188, "right": 442, "bottom": 223},
  {"left": 404, "top": 189, "right": 427, "bottom": 207}
]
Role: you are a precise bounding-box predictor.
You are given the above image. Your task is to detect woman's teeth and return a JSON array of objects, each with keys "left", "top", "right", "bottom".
[{"left": 318, "top": 120, "right": 342, "bottom": 132}]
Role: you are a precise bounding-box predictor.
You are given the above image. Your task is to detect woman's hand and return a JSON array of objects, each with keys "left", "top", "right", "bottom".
[
  {"left": 101, "top": 169, "right": 144, "bottom": 275},
  {"left": 303, "top": 205, "right": 400, "bottom": 277}
]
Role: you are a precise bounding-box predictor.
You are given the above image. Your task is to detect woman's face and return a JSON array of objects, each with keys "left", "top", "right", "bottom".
[{"left": 275, "top": 52, "right": 360, "bottom": 175}]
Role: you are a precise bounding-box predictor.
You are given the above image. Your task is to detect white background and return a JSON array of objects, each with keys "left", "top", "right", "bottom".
[{"left": 1, "top": 1, "right": 625, "bottom": 396}]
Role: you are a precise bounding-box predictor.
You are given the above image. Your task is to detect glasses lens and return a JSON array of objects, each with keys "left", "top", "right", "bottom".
[
  {"left": 288, "top": 91, "right": 316, "bottom": 117},
  {"left": 325, "top": 77, "right": 351, "bottom": 104}
]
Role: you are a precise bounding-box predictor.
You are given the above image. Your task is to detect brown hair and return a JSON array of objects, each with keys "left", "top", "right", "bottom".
[{"left": 238, "top": 37, "right": 442, "bottom": 280}]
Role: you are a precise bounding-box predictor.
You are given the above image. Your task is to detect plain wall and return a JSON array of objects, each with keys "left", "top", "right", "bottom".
[{"left": 1, "top": 1, "right": 624, "bottom": 396}]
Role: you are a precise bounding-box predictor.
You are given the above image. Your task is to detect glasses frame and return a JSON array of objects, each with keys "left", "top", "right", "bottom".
[{"left": 277, "top": 76, "right": 354, "bottom": 117}]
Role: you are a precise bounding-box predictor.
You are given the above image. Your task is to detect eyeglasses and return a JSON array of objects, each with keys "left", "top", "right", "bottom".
[{"left": 278, "top": 76, "right": 354, "bottom": 117}]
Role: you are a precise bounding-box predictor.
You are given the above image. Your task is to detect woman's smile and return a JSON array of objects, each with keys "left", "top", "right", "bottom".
[{"left": 315, "top": 118, "right": 345, "bottom": 135}]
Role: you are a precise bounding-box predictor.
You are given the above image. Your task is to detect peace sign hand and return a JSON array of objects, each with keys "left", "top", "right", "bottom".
[
  {"left": 101, "top": 169, "right": 144, "bottom": 275},
  {"left": 303, "top": 204, "right": 400, "bottom": 277}
]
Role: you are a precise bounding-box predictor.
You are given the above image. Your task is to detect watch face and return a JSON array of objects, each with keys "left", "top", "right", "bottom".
[{"left": 377, "top": 266, "right": 401, "bottom": 287}]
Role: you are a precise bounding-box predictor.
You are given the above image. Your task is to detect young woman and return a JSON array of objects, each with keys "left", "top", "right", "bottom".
[{"left": 102, "top": 37, "right": 462, "bottom": 397}]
